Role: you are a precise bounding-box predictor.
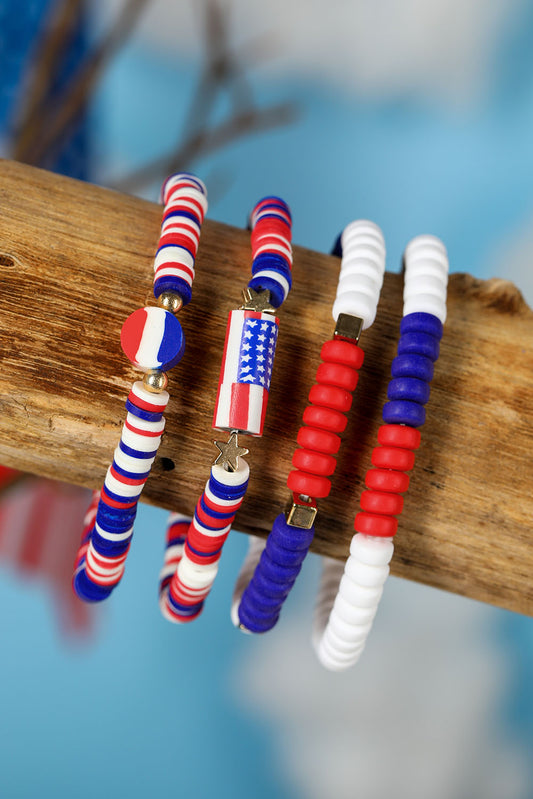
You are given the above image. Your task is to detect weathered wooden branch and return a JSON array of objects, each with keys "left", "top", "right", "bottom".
[{"left": 0, "top": 159, "right": 532, "bottom": 615}]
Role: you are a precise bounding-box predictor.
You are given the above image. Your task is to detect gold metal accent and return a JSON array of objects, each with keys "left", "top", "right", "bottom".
[
  {"left": 286, "top": 495, "right": 318, "bottom": 529},
  {"left": 213, "top": 431, "right": 249, "bottom": 472},
  {"left": 143, "top": 370, "right": 168, "bottom": 393},
  {"left": 238, "top": 623, "right": 252, "bottom": 634},
  {"left": 334, "top": 313, "right": 363, "bottom": 343},
  {"left": 240, "top": 287, "right": 276, "bottom": 314},
  {"left": 157, "top": 291, "right": 183, "bottom": 314}
]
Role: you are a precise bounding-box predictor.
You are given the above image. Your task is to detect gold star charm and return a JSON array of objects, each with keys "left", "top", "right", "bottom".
[
  {"left": 213, "top": 431, "right": 249, "bottom": 472},
  {"left": 240, "top": 287, "right": 276, "bottom": 314}
]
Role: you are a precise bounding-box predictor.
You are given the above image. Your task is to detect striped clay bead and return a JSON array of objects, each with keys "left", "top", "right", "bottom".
[
  {"left": 248, "top": 196, "right": 293, "bottom": 308},
  {"left": 160, "top": 460, "right": 249, "bottom": 623},
  {"left": 73, "top": 173, "right": 207, "bottom": 603},
  {"left": 314, "top": 234, "right": 448, "bottom": 671},
  {"left": 235, "top": 220, "right": 385, "bottom": 634}
]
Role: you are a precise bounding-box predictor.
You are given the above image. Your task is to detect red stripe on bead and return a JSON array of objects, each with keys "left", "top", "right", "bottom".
[
  {"left": 124, "top": 419, "right": 163, "bottom": 438},
  {"left": 127, "top": 390, "right": 167, "bottom": 414}
]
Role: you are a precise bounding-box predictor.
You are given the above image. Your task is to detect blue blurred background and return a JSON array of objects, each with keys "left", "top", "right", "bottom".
[{"left": 1, "top": 1, "right": 532, "bottom": 797}]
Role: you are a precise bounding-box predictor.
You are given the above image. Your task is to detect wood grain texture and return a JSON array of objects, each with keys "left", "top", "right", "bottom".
[{"left": 0, "top": 159, "right": 532, "bottom": 614}]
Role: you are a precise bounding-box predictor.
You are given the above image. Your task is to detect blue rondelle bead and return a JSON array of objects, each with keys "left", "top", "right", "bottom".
[
  {"left": 252, "top": 252, "right": 292, "bottom": 278},
  {"left": 244, "top": 583, "right": 285, "bottom": 612},
  {"left": 266, "top": 537, "right": 308, "bottom": 568},
  {"left": 271, "top": 513, "right": 315, "bottom": 551},
  {"left": 382, "top": 399, "right": 426, "bottom": 427},
  {"left": 255, "top": 196, "right": 292, "bottom": 218},
  {"left": 248, "top": 275, "right": 285, "bottom": 308},
  {"left": 258, "top": 550, "right": 302, "bottom": 584},
  {"left": 163, "top": 209, "right": 201, "bottom": 225},
  {"left": 388, "top": 377, "right": 430, "bottom": 405},
  {"left": 397, "top": 331, "right": 440, "bottom": 362},
  {"left": 154, "top": 276, "right": 192, "bottom": 306},
  {"left": 73, "top": 569, "right": 113, "bottom": 603},
  {"left": 118, "top": 440, "right": 158, "bottom": 460},
  {"left": 391, "top": 353, "right": 434, "bottom": 383},
  {"left": 124, "top": 399, "right": 164, "bottom": 422},
  {"left": 238, "top": 604, "right": 279, "bottom": 633},
  {"left": 253, "top": 570, "right": 292, "bottom": 600},
  {"left": 400, "top": 312, "right": 443, "bottom": 340},
  {"left": 209, "top": 474, "right": 249, "bottom": 500},
  {"left": 91, "top": 531, "right": 132, "bottom": 557}
]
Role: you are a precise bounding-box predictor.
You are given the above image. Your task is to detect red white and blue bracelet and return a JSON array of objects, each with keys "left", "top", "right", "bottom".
[
  {"left": 73, "top": 173, "right": 208, "bottom": 601},
  {"left": 158, "top": 196, "right": 293, "bottom": 623},
  {"left": 313, "top": 234, "right": 449, "bottom": 670},
  {"left": 231, "top": 220, "right": 386, "bottom": 633}
]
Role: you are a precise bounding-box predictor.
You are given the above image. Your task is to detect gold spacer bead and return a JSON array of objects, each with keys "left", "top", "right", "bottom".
[
  {"left": 143, "top": 370, "right": 168, "bottom": 393},
  {"left": 157, "top": 291, "right": 183, "bottom": 314}
]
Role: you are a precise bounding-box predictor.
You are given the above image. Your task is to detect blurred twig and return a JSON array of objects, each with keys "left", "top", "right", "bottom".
[{"left": 14, "top": 0, "right": 150, "bottom": 167}]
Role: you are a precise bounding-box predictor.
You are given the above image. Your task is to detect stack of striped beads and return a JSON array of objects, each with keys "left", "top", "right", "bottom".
[
  {"left": 73, "top": 173, "right": 207, "bottom": 602},
  {"left": 314, "top": 234, "right": 449, "bottom": 670},
  {"left": 234, "top": 221, "right": 386, "bottom": 634},
  {"left": 159, "top": 196, "right": 292, "bottom": 623}
]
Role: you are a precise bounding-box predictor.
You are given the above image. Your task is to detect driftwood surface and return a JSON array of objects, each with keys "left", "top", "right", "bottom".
[{"left": 0, "top": 159, "right": 532, "bottom": 615}]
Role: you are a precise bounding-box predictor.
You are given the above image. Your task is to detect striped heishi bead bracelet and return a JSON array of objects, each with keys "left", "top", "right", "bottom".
[
  {"left": 158, "top": 196, "right": 293, "bottom": 623},
  {"left": 232, "top": 220, "right": 386, "bottom": 634},
  {"left": 313, "top": 234, "right": 449, "bottom": 671},
  {"left": 72, "top": 173, "right": 208, "bottom": 602}
]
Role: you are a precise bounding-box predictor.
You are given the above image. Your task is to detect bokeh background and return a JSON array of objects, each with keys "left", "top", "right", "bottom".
[{"left": 1, "top": 1, "right": 532, "bottom": 797}]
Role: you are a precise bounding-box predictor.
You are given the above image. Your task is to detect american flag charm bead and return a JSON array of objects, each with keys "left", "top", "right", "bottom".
[{"left": 213, "top": 309, "right": 279, "bottom": 437}]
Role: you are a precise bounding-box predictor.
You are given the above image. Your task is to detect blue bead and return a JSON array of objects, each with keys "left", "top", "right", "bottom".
[
  {"left": 397, "top": 331, "right": 440, "bottom": 362},
  {"left": 199, "top": 494, "right": 235, "bottom": 522},
  {"left": 186, "top": 541, "right": 223, "bottom": 559},
  {"left": 154, "top": 276, "right": 192, "bottom": 306},
  {"left": 252, "top": 252, "right": 292, "bottom": 277},
  {"left": 156, "top": 241, "right": 195, "bottom": 259},
  {"left": 91, "top": 530, "right": 132, "bottom": 557},
  {"left": 238, "top": 602, "right": 279, "bottom": 633},
  {"left": 255, "top": 195, "right": 292, "bottom": 219},
  {"left": 252, "top": 569, "right": 292, "bottom": 600},
  {"left": 331, "top": 232, "right": 343, "bottom": 257},
  {"left": 125, "top": 399, "right": 163, "bottom": 422},
  {"left": 258, "top": 550, "right": 302, "bottom": 584},
  {"left": 382, "top": 399, "right": 426, "bottom": 427},
  {"left": 167, "top": 595, "right": 203, "bottom": 617},
  {"left": 118, "top": 440, "right": 158, "bottom": 460},
  {"left": 73, "top": 569, "right": 113, "bottom": 603},
  {"left": 209, "top": 474, "right": 249, "bottom": 500},
  {"left": 163, "top": 209, "right": 201, "bottom": 225},
  {"left": 391, "top": 353, "right": 434, "bottom": 383},
  {"left": 271, "top": 513, "right": 315, "bottom": 551},
  {"left": 95, "top": 511, "right": 136, "bottom": 533},
  {"left": 401, "top": 312, "right": 443, "bottom": 340},
  {"left": 265, "top": 537, "right": 308, "bottom": 567},
  {"left": 243, "top": 583, "right": 285, "bottom": 612},
  {"left": 111, "top": 461, "right": 151, "bottom": 482},
  {"left": 388, "top": 377, "right": 430, "bottom": 405},
  {"left": 248, "top": 275, "right": 285, "bottom": 307},
  {"left": 101, "top": 484, "right": 139, "bottom": 506}
]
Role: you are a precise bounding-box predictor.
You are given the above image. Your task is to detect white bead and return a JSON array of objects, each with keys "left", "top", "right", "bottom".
[
  {"left": 324, "top": 622, "right": 372, "bottom": 649},
  {"left": 337, "top": 273, "right": 383, "bottom": 301},
  {"left": 254, "top": 242, "right": 293, "bottom": 261},
  {"left": 113, "top": 447, "right": 155, "bottom": 474},
  {"left": 328, "top": 607, "right": 370, "bottom": 640},
  {"left": 404, "top": 259, "right": 448, "bottom": 283},
  {"left": 104, "top": 469, "right": 144, "bottom": 498},
  {"left": 125, "top": 413, "right": 166, "bottom": 435},
  {"left": 251, "top": 269, "right": 290, "bottom": 300},
  {"left": 344, "top": 558, "right": 390, "bottom": 588},
  {"left": 404, "top": 234, "right": 447, "bottom": 260},
  {"left": 177, "top": 554, "right": 218, "bottom": 589},
  {"left": 95, "top": 520, "right": 134, "bottom": 542},
  {"left": 161, "top": 217, "right": 201, "bottom": 240},
  {"left": 191, "top": 516, "right": 231, "bottom": 539},
  {"left": 340, "top": 258, "right": 385, "bottom": 283},
  {"left": 403, "top": 293, "right": 447, "bottom": 323},
  {"left": 121, "top": 426, "right": 162, "bottom": 452},
  {"left": 130, "top": 381, "right": 169, "bottom": 410},
  {"left": 338, "top": 573, "right": 384, "bottom": 607},
  {"left": 349, "top": 533, "right": 394, "bottom": 566},
  {"left": 332, "top": 292, "right": 376, "bottom": 329},
  {"left": 154, "top": 245, "right": 195, "bottom": 272},
  {"left": 341, "top": 220, "right": 385, "bottom": 249},
  {"left": 403, "top": 274, "right": 447, "bottom": 302},
  {"left": 211, "top": 459, "right": 250, "bottom": 487},
  {"left": 332, "top": 593, "right": 377, "bottom": 626}
]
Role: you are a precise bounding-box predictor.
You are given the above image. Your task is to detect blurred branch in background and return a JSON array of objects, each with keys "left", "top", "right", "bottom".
[
  {"left": 12, "top": 0, "right": 297, "bottom": 192},
  {"left": 13, "top": 0, "right": 150, "bottom": 167}
]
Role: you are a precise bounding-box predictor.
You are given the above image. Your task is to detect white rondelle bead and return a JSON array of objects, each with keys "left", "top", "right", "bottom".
[
  {"left": 332, "top": 292, "right": 377, "bottom": 329},
  {"left": 338, "top": 574, "right": 384, "bottom": 607},
  {"left": 343, "top": 559, "right": 390, "bottom": 588},
  {"left": 349, "top": 533, "right": 394, "bottom": 566},
  {"left": 403, "top": 294, "right": 447, "bottom": 323}
]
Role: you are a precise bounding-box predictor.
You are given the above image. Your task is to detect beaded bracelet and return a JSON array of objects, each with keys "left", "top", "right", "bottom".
[
  {"left": 73, "top": 173, "right": 208, "bottom": 602},
  {"left": 232, "top": 220, "right": 386, "bottom": 634},
  {"left": 313, "top": 234, "right": 449, "bottom": 671},
  {"left": 158, "top": 196, "right": 293, "bottom": 623}
]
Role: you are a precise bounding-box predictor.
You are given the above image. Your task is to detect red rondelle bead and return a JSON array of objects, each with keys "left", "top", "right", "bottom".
[
  {"left": 297, "top": 426, "right": 341, "bottom": 455},
  {"left": 365, "top": 468, "right": 410, "bottom": 493},
  {"left": 287, "top": 469, "right": 331, "bottom": 498},
  {"left": 377, "top": 424, "right": 421, "bottom": 450},
  {"left": 354, "top": 512, "right": 398, "bottom": 537},
  {"left": 309, "top": 384, "right": 353, "bottom": 412},
  {"left": 360, "top": 490, "right": 404, "bottom": 516},
  {"left": 302, "top": 405, "right": 348, "bottom": 433},
  {"left": 371, "top": 445, "right": 415, "bottom": 471},
  {"left": 292, "top": 448, "right": 337, "bottom": 476},
  {"left": 321, "top": 339, "right": 364, "bottom": 369},
  {"left": 316, "top": 362, "right": 359, "bottom": 392}
]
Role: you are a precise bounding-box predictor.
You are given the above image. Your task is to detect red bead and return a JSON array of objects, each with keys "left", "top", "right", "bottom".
[
  {"left": 309, "top": 384, "right": 352, "bottom": 412},
  {"left": 321, "top": 339, "right": 364, "bottom": 369},
  {"left": 365, "top": 468, "right": 410, "bottom": 493},
  {"left": 316, "top": 362, "right": 359, "bottom": 392},
  {"left": 378, "top": 424, "right": 421, "bottom": 450},
  {"left": 372, "top": 446, "right": 415, "bottom": 471},
  {"left": 302, "top": 405, "right": 347, "bottom": 433},
  {"left": 287, "top": 469, "right": 331, "bottom": 498},
  {"left": 354, "top": 512, "right": 398, "bottom": 537},
  {"left": 297, "top": 426, "right": 341, "bottom": 454},
  {"left": 292, "top": 448, "right": 336, "bottom": 476},
  {"left": 360, "top": 490, "right": 404, "bottom": 516}
]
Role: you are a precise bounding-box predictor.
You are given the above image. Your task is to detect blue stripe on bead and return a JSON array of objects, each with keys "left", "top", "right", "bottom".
[
  {"left": 153, "top": 277, "right": 192, "bottom": 306},
  {"left": 209, "top": 474, "right": 249, "bottom": 500},
  {"left": 94, "top": 510, "right": 136, "bottom": 533},
  {"left": 391, "top": 353, "right": 434, "bottom": 383},
  {"left": 387, "top": 377, "right": 430, "bottom": 405},
  {"left": 124, "top": 399, "right": 164, "bottom": 422},
  {"left": 167, "top": 596, "right": 204, "bottom": 616},
  {"left": 163, "top": 209, "right": 201, "bottom": 225},
  {"left": 193, "top": 508, "right": 227, "bottom": 532},
  {"left": 186, "top": 540, "right": 223, "bottom": 559},
  {"left": 265, "top": 536, "right": 309, "bottom": 568},
  {"left": 238, "top": 603, "right": 279, "bottom": 633},
  {"left": 166, "top": 535, "right": 187, "bottom": 547},
  {"left": 156, "top": 311, "right": 185, "bottom": 371},
  {"left": 156, "top": 241, "right": 195, "bottom": 258},
  {"left": 165, "top": 172, "right": 206, "bottom": 195},
  {"left": 73, "top": 570, "right": 113, "bottom": 602},
  {"left": 100, "top": 484, "right": 141, "bottom": 505},
  {"left": 398, "top": 331, "right": 440, "bottom": 361},
  {"left": 248, "top": 275, "right": 285, "bottom": 308},
  {"left": 252, "top": 252, "right": 292, "bottom": 276},
  {"left": 119, "top": 440, "right": 158, "bottom": 460},
  {"left": 382, "top": 399, "right": 426, "bottom": 427},
  {"left": 400, "top": 312, "right": 443, "bottom": 340},
  {"left": 199, "top": 494, "right": 235, "bottom": 521},
  {"left": 255, "top": 196, "right": 292, "bottom": 218},
  {"left": 111, "top": 461, "right": 151, "bottom": 482}
]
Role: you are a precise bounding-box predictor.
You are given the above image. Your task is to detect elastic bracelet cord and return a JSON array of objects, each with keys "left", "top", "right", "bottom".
[
  {"left": 158, "top": 196, "right": 293, "bottom": 624},
  {"left": 232, "top": 220, "right": 386, "bottom": 634},
  {"left": 72, "top": 173, "right": 208, "bottom": 602},
  {"left": 313, "top": 234, "right": 449, "bottom": 671}
]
